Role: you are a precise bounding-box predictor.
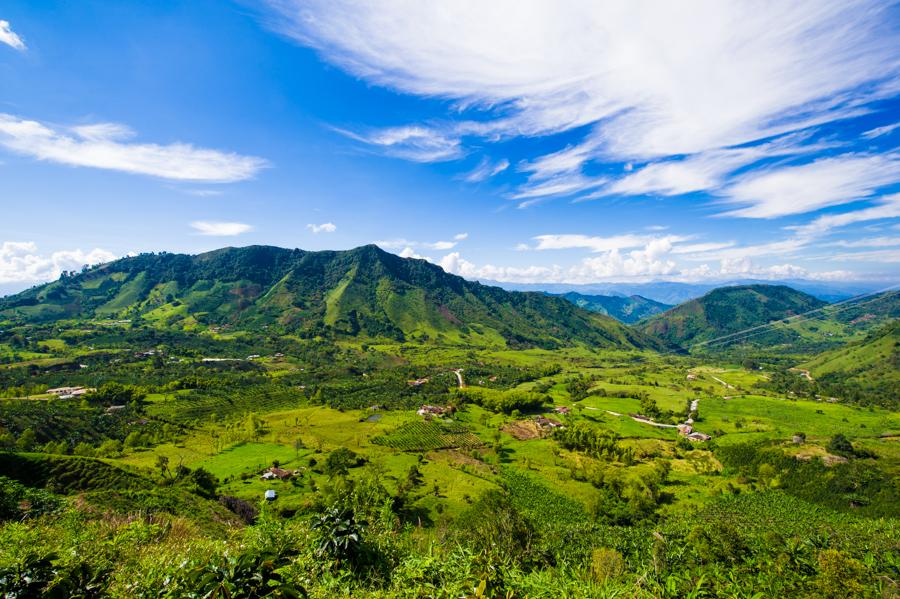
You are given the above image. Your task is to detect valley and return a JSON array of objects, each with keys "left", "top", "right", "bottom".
[{"left": 0, "top": 247, "right": 897, "bottom": 597}]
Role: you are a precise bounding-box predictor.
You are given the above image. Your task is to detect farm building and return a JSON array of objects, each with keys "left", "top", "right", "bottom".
[
  {"left": 534, "top": 416, "right": 563, "bottom": 430},
  {"left": 46, "top": 386, "right": 95, "bottom": 399},
  {"left": 261, "top": 467, "right": 295, "bottom": 480},
  {"left": 417, "top": 405, "right": 452, "bottom": 417},
  {"left": 408, "top": 377, "right": 430, "bottom": 386},
  {"left": 553, "top": 406, "right": 571, "bottom": 415},
  {"left": 677, "top": 424, "right": 693, "bottom": 435},
  {"left": 687, "top": 432, "right": 711, "bottom": 442}
]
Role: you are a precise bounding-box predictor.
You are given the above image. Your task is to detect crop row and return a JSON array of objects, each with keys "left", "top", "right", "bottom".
[{"left": 373, "top": 420, "right": 482, "bottom": 451}]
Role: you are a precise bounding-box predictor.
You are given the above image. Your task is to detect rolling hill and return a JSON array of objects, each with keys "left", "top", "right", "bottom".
[
  {"left": 803, "top": 320, "right": 900, "bottom": 390},
  {"left": 555, "top": 291, "right": 672, "bottom": 323},
  {"left": 0, "top": 245, "right": 661, "bottom": 350},
  {"left": 638, "top": 284, "right": 828, "bottom": 349}
]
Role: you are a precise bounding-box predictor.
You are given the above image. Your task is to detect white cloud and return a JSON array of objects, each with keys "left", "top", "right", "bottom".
[
  {"left": 826, "top": 249, "right": 900, "bottom": 263},
  {"left": 0, "top": 241, "right": 116, "bottom": 284},
  {"left": 678, "top": 238, "right": 809, "bottom": 262},
  {"left": 0, "top": 20, "right": 25, "bottom": 51},
  {"left": 531, "top": 233, "right": 684, "bottom": 253},
  {"left": 463, "top": 157, "right": 509, "bottom": 182},
  {"left": 337, "top": 125, "right": 463, "bottom": 162},
  {"left": 862, "top": 122, "right": 900, "bottom": 139},
  {"left": 433, "top": 246, "right": 849, "bottom": 284},
  {"left": 190, "top": 221, "right": 253, "bottom": 236},
  {"left": 307, "top": 222, "right": 337, "bottom": 233},
  {"left": 399, "top": 246, "right": 428, "bottom": 260},
  {"left": 829, "top": 236, "right": 900, "bottom": 248},
  {"left": 788, "top": 193, "right": 900, "bottom": 237},
  {"left": 267, "top": 0, "right": 899, "bottom": 199},
  {"left": 720, "top": 154, "right": 900, "bottom": 218},
  {"left": 606, "top": 134, "right": 835, "bottom": 198},
  {"left": 376, "top": 233, "right": 465, "bottom": 251},
  {"left": 571, "top": 239, "right": 679, "bottom": 279},
  {"left": 0, "top": 114, "right": 267, "bottom": 182},
  {"left": 179, "top": 189, "right": 224, "bottom": 197},
  {"left": 670, "top": 242, "right": 736, "bottom": 255}
]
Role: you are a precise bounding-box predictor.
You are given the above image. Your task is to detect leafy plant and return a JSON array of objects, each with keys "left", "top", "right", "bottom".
[{"left": 311, "top": 506, "right": 367, "bottom": 565}]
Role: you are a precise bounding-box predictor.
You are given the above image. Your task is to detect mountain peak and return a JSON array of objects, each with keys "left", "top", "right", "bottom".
[{"left": 0, "top": 244, "right": 660, "bottom": 351}]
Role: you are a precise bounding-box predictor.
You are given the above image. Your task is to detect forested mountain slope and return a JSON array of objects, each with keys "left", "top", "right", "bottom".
[
  {"left": 638, "top": 285, "right": 828, "bottom": 348},
  {"left": 555, "top": 292, "right": 671, "bottom": 323},
  {"left": 0, "top": 245, "right": 660, "bottom": 350}
]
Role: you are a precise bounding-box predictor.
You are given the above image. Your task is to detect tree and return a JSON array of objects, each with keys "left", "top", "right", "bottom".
[
  {"left": 156, "top": 455, "right": 171, "bottom": 479},
  {"left": 188, "top": 467, "right": 218, "bottom": 498},
  {"left": 98, "top": 439, "right": 123, "bottom": 457},
  {"left": 293, "top": 437, "right": 304, "bottom": 459},
  {"left": 124, "top": 431, "right": 142, "bottom": 449},
  {"left": 324, "top": 447, "right": 360, "bottom": 478},
  {"left": 73, "top": 442, "right": 95, "bottom": 457},
  {"left": 639, "top": 395, "right": 660, "bottom": 419},
  {"left": 828, "top": 434, "right": 854, "bottom": 456},
  {"left": 245, "top": 413, "right": 264, "bottom": 441},
  {"left": 15, "top": 428, "right": 36, "bottom": 451}
]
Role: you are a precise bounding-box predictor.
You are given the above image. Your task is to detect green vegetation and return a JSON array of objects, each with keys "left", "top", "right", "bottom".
[
  {"left": 373, "top": 420, "right": 482, "bottom": 451},
  {"left": 0, "top": 248, "right": 897, "bottom": 597},
  {"left": 640, "top": 285, "right": 900, "bottom": 354},
  {"left": 557, "top": 291, "right": 672, "bottom": 323}
]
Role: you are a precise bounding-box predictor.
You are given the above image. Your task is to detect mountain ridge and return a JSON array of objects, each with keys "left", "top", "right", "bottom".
[
  {"left": 554, "top": 291, "right": 672, "bottom": 323},
  {"left": 0, "top": 244, "right": 662, "bottom": 351},
  {"left": 637, "top": 284, "right": 829, "bottom": 349}
]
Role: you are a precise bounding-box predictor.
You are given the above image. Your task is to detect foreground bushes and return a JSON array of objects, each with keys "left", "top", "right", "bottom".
[{"left": 0, "top": 483, "right": 897, "bottom": 598}]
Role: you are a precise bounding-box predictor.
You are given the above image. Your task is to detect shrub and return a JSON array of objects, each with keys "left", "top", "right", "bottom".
[
  {"left": 590, "top": 548, "right": 625, "bottom": 583},
  {"left": 816, "top": 549, "right": 865, "bottom": 598}
]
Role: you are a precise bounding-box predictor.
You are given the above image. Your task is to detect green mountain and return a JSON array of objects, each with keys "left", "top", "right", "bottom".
[
  {"left": 638, "top": 284, "right": 828, "bottom": 349},
  {"left": 556, "top": 292, "right": 672, "bottom": 324},
  {"left": 0, "top": 245, "right": 660, "bottom": 350}
]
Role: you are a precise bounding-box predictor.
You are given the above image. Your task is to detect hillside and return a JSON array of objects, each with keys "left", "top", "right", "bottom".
[
  {"left": 638, "top": 284, "right": 828, "bottom": 349},
  {"left": 803, "top": 320, "right": 900, "bottom": 391},
  {"left": 0, "top": 245, "right": 659, "bottom": 350},
  {"left": 555, "top": 292, "right": 671, "bottom": 323}
]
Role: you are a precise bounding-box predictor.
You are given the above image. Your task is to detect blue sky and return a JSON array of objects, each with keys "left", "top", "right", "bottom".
[{"left": 1, "top": 0, "right": 899, "bottom": 294}]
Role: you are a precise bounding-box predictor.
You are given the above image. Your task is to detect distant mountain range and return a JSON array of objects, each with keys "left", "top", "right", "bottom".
[
  {"left": 487, "top": 279, "right": 886, "bottom": 305},
  {"left": 0, "top": 245, "right": 661, "bottom": 351},
  {"left": 553, "top": 292, "right": 672, "bottom": 324}
]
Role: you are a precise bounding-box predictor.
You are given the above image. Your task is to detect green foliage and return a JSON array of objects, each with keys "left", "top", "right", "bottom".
[
  {"left": 590, "top": 548, "right": 625, "bottom": 583},
  {"left": 372, "top": 420, "right": 482, "bottom": 451},
  {"left": 558, "top": 292, "right": 672, "bottom": 324},
  {"left": 0, "top": 245, "right": 661, "bottom": 351},
  {"left": 323, "top": 447, "right": 362, "bottom": 478},
  {"left": 454, "top": 387, "right": 545, "bottom": 413},
  {"left": 0, "top": 476, "right": 61, "bottom": 521},
  {"left": 312, "top": 506, "right": 367, "bottom": 564},
  {"left": 640, "top": 284, "right": 829, "bottom": 348},
  {"left": 716, "top": 442, "right": 899, "bottom": 517},
  {"left": 555, "top": 422, "right": 631, "bottom": 462},
  {"left": 177, "top": 550, "right": 305, "bottom": 598},
  {"left": 0, "top": 453, "right": 150, "bottom": 494},
  {"left": 86, "top": 382, "right": 146, "bottom": 407}
]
